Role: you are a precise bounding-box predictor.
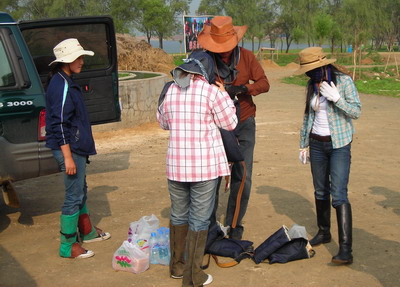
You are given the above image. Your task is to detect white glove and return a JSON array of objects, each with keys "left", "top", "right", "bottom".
[
  {"left": 320, "top": 81, "right": 341, "bottom": 102},
  {"left": 299, "top": 148, "right": 309, "bottom": 164}
]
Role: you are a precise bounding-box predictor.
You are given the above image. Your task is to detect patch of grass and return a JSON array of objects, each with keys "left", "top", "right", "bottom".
[
  {"left": 282, "top": 74, "right": 308, "bottom": 87},
  {"left": 273, "top": 51, "right": 385, "bottom": 67},
  {"left": 282, "top": 66, "right": 400, "bottom": 97},
  {"left": 355, "top": 77, "right": 399, "bottom": 97},
  {"left": 365, "top": 51, "right": 383, "bottom": 63},
  {"left": 273, "top": 53, "right": 299, "bottom": 66},
  {"left": 118, "top": 72, "right": 159, "bottom": 79},
  {"left": 355, "top": 66, "right": 400, "bottom": 97},
  {"left": 359, "top": 66, "right": 398, "bottom": 77},
  {"left": 334, "top": 53, "right": 353, "bottom": 65},
  {"left": 173, "top": 54, "right": 186, "bottom": 66}
]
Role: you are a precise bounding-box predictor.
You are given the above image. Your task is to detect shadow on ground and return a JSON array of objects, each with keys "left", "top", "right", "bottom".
[
  {"left": 370, "top": 186, "right": 400, "bottom": 216},
  {"left": 0, "top": 246, "right": 37, "bottom": 286},
  {"left": 256, "top": 185, "right": 400, "bottom": 286}
]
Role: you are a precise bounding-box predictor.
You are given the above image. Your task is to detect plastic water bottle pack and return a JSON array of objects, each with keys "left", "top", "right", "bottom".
[{"left": 148, "top": 227, "right": 170, "bottom": 265}]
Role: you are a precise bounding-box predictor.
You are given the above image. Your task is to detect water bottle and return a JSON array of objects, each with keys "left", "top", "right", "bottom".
[
  {"left": 164, "top": 228, "right": 171, "bottom": 263},
  {"left": 157, "top": 229, "right": 170, "bottom": 265},
  {"left": 149, "top": 232, "right": 158, "bottom": 264},
  {"left": 164, "top": 227, "right": 170, "bottom": 246}
]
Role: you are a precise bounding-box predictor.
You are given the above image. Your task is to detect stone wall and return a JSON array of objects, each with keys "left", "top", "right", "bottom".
[{"left": 93, "top": 71, "right": 170, "bottom": 132}]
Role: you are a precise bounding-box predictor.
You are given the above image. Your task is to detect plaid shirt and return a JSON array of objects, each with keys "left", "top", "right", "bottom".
[
  {"left": 157, "top": 76, "right": 238, "bottom": 182},
  {"left": 300, "top": 74, "right": 362, "bottom": 149}
]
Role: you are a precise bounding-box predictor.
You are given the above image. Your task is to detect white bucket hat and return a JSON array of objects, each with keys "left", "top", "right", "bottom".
[{"left": 49, "top": 38, "right": 94, "bottom": 66}]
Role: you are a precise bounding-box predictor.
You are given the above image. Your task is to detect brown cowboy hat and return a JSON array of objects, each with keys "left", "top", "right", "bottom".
[
  {"left": 294, "top": 47, "right": 336, "bottom": 75},
  {"left": 198, "top": 16, "right": 247, "bottom": 53}
]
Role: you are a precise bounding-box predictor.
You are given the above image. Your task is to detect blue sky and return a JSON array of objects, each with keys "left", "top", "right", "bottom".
[{"left": 189, "top": 0, "right": 201, "bottom": 15}]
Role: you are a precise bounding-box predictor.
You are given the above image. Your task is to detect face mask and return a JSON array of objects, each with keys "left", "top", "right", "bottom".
[{"left": 306, "top": 67, "right": 324, "bottom": 83}]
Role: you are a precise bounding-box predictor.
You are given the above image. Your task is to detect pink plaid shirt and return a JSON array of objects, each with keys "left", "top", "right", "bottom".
[{"left": 157, "top": 76, "right": 238, "bottom": 182}]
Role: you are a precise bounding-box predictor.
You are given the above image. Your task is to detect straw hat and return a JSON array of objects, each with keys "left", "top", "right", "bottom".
[
  {"left": 198, "top": 16, "right": 247, "bottom": 53},
  {"left": 49, "top": 38, "right": 94, "bottom": 66},
  {"left": 295, "top": 47, "right": 336, "bottom": 75}
]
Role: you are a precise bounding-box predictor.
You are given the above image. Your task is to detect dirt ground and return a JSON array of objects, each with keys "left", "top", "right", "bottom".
[{"left": 1, "top": 62, "right": 400, "bottom": 287}]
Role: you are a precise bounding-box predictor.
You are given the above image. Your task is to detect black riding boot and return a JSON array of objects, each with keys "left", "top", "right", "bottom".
[
  {"left": 309, "top": 199, "right": 332, "bottom": 246},
  {"left": 332, "top": 203, "right": 353, "bottom": 264}
]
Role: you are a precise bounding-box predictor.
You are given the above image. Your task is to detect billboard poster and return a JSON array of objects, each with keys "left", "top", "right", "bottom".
[{"left": 183, "top": 15, "right": 214, "bottom": 54}]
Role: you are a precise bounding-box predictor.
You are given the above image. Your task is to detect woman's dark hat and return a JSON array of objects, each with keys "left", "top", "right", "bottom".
[{"left": 171, "top": 51, "right": 215, "bottom": 88}]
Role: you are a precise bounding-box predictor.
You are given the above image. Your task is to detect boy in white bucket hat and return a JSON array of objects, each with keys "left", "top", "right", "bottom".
[
  {"left": 49, "top": 38, "right": 94, "bottom": 66},
  {"left": 46, "top": 38, "right": 110, "bottom": 259}
]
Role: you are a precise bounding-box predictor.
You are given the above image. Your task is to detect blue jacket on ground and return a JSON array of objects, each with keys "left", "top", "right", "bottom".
[{"left": 45, "top": 70, "right": 96, "bottom": 156}]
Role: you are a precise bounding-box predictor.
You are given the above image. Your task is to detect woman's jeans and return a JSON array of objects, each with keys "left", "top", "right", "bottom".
[
  {"left": 309, "top": 138, "right": 351, "bottom": 207},
  {"left": 52, "top": 150, "right": 88, "bottom": 215},
  {"left": 168, "top": 178, "right": 218, "bottom": 232}
]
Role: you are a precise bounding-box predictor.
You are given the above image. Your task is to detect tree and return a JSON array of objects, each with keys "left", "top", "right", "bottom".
[
  {"left": 341, "top": 0, "right": 377, "bottom": 79},
  {"left": 274, "top": 0, "right": 301, "bottom": 52},
  {"left": 151, "top": 0, "right": 175, "bottom": 49},
  {"left": 313, "top": 13, "right": 333, "bottom": 46},
  {"left": 292, "top": 26, "right": 305, "bottom": 46},
  {"left": 1, "top": 0, "right": 135, "bottom": 33},
  {"left": 297, "top": 0, "right": 318, "bottom": 45},
  {"left": 198, "top": 0, "right": 226, "bottom": 15},
  {"left": 131, "top": 0, "right": 189, "bottom": 49},
  {"left": 330, "top": 23, "right": 343, "bottom": 53},
  {"left": 4, "top": 0, "right": 396, "bottom": 55},
  {"left": 0, "top": 0, "right": 29, "bottom": 19},
  {"left": 223, "top": 0, "right": 274, "bottom": 52},
  {"left": 107, "top": 0, "right": 137, "bottom": 33},
  {"left": 132, "top": 0, "right": 163, "bottom": 43}
]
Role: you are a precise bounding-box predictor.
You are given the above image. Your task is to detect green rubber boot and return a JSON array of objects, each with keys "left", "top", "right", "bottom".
[{"left": 60, "top": 212, "right": 80, "bottom": 257}]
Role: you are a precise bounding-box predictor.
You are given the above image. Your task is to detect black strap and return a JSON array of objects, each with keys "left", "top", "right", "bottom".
[
  {"left": 203, "top": 251, "right": 254, "bottom": 269},
  {"left": 60, "top": 231, "right": 77, "bottom": 239},
  {"left": 203, "top": 238, "right": 254, "bottom": 269}
]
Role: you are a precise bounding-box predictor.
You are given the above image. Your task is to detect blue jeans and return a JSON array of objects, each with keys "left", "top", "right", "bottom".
[
  {"left": 52, "top": 150, "right": 88, "bottom": 215},
  {"left": 168, "top": 178, "right": 218, "bottom": 231},
  {"left": 309, "top": 138, "right": 351, "bottom": 207},
  {"left": 225, "top": 116, "right": 256, "bottom": 230}
]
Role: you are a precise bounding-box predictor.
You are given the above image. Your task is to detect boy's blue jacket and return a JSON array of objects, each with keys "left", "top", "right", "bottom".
[{"left": 45, "top": 70, "right": 96, "bottom": 156}]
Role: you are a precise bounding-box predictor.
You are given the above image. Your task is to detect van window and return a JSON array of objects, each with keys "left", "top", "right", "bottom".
[
  {"left": 0, "top": 39, "right": 16, "bottom": 87},
  {"left": 21, "top": 23, "right": 110, "bottom": 76}
]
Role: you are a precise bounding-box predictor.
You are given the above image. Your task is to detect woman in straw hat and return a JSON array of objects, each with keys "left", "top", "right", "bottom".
[
  {"left": 198, "top": 16, "right": 270, "bottom": 241},
  {"left": 296, "top": 47, "right": 361, "bottom": 264},
  {"left": 157, "top": 51, "right": 237, "bottom": 286},
  {"left": 46, "top": 38, "right": 110, "bottom": 259}
]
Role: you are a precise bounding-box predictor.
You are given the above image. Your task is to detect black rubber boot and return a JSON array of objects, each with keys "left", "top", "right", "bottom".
[
  {"left": 309, "top": 199, "right": 332, "bottom": 246},
  {"left": 332, "top": 203, "right": 353, "bottom": 264}
]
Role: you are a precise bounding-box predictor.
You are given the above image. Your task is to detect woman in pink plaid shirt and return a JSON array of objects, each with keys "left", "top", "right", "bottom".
[{"left": 157, "top": 51, "right": 237, "bottom": 287}]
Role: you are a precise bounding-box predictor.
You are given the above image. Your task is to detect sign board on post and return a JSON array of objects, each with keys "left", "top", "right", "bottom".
[{"left": 183, "top": 15, "right": 214, "bottom": 54}]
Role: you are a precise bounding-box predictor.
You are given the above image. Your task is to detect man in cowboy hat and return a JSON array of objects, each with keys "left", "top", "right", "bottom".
[{"left": 198, "top": 16, "right": 270, "bottom": 240}]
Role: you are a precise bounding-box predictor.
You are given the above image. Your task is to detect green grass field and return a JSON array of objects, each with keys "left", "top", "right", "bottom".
[
  {"left": 282, "top": 66, "right": 399, "bottom": 98},
  {"left": 173, "top": 52, "right": 399, "bottom": 97}
]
